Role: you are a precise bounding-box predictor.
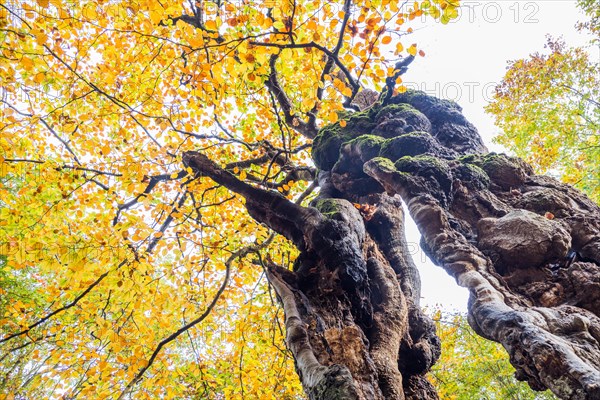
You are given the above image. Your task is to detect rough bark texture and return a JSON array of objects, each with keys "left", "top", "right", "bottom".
[{"left": 184, "top": 90, "right": 600, "bottom": 400}]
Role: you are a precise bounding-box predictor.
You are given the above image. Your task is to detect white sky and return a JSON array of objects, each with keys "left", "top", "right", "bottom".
[{"left": 403, "top": 0, "right": 595, "bottom": 311}]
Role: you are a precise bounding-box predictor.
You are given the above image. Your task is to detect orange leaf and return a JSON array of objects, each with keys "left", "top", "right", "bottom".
[
  {"left": 328, "top": 111, "right": 339, "bottom": 123},
  {"left": 205, "top": 20, "right": 217, "bottom": 30}
]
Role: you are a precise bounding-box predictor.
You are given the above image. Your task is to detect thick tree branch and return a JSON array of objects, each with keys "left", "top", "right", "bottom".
[
  {"left": 182, "top": 151, "right": 321, "bottom": 247},
  {"left": 363, "top": 150, "right": 600, "bottom": 399}
]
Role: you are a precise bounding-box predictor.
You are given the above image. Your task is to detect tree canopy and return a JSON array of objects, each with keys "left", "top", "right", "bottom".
[
  {"left": 0, "top": 0, "right": 458, "bottom": 398},
  {"left": 3, "top": 1, "right": 600, "bottom": 399}
]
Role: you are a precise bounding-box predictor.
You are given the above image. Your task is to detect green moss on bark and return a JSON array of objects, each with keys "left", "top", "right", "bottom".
[
  {"left": 379, "top": 131, "right": 438, "bottom": 162},
  {"left": 454, "top": 163, "right": 490, "bottom": 190},
  {"left": 374, "top": 103, "right": 419, "bottom": 121},
  {"left": 345, "top": 134, "right": 386, "bottom": 161},
  {"left": 314, "top": 198, "right": 344, "bottom": 218},
  {"left": 312, "top": 108, "right": 381, "bottom": 170},
  {"left": 460, "top": 153, "right": 530, "bottom": 190}
]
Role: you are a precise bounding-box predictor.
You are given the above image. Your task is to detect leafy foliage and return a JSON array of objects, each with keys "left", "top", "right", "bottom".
[
  {"left": 430, "top": 310, "right": 558, "bottom": 400},
  {"left": 576, "top": 0, "right": 600, "bottom": 40},
  {"left": 0, "top": 0, "right": 459, "bottom": 398},
  {"left": 486, "top": 37, "right": 600, "bottom": 202}
]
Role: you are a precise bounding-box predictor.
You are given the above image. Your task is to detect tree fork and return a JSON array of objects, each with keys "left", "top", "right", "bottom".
[
  {"left": 184, "top": 90, "right": 600, "bottom": 399},
  {"left": 184, "top": 150, "right": 440, "bottom": 398}
]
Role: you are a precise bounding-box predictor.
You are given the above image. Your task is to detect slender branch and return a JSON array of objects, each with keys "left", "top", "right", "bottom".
[
  {"left": 0, "top": 268, "right": 115, "bottom": 344},
  {"left": 0, "top": 100, "right": 81, "bottom": 164},
  {"left": 312, "top": 0, "right": 353, "bottom": 114},
  {"left": 265, "top": 54, "right": 318, "bottom": 139},
  {"left": 560, "top": 84, "right": 600, "bottom": 108},
  {"left": 295, "top": 181, "right": 317, "bottom": 205},
  {"left": 87, "top": 177, "right": 109, "bottom": 191},
  {"left": 118, "top": 236, "right": 275, "bottom": 399},
  {"left": 380, "top": 56, "right": 415, "bottom": 104},
  {"left": 332, "top": 0, "right": 352, "bottom": 56},
  {"left": 146, "top": 191, "right": 188, "bottom": 253},
  {"left": 2, "top": 158, "right": 45, "bottom": 164},
  {"left": 255, "top": 41, "right": 359, "bottom": 91},
  {"left": 113, "top": 170, "right": 188, "bottom": 226},
  {"left": 58, "top": 165, "right": 122, "bottom": 177},
  {"left": 42, "top": 46, "right": 167, "bottom": 153}
]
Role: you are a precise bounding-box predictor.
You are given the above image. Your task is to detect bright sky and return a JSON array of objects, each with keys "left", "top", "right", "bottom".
[{"left": 403, "top": 0, "right": 594, "bottom": 311}]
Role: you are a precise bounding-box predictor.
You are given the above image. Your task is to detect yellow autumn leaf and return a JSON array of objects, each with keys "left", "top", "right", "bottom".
[
  {"left": 273, "top": 20, "right": 285, "bottom": 30},
  {"left": 34, "top": 32, "right": 47, "bottom": 46},
  {"left": 408, "top": 44, "right": 418, "bottom": 56}
]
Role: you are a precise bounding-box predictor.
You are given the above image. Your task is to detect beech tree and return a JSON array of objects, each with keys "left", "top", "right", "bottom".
[
  {"left": 1, "top": 1, "right": 600, "bottom": 399},
  {"left": 486, "top": 37, "right": 600, "bottom": 202},
  {"left": 431, "top": 309, "right": 558, "bottom": 400}
]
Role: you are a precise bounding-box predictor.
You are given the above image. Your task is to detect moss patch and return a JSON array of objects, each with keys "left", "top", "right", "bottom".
[
  {"left": 461, "top": 153, "right": 529, "bottom": 190},
  {"left": 312, "top": 108, "right": 380, "bottom": 171},
  {"left": 367, "top": 156, "right": 398, "bottom": 174},
  {"left": 374, "top": 103, "right": 419, "bottom": 122},
  {"left": 314, "top": 198, "right": 343, "bottom": 217},
  {"left": 391, "top": 89, "right": 462, "bottom": 115},
  {"left": 379, "top": 131, "right": 437, "bottom": 162},
  {"left": 394, "top": 155, "right": 453, "bottom": 205},
  {"left": 454, "top": 163, "right": 490, "bottom": 191},
  {"left": 345, "top": 134, "right": 386, "bottom": 161},
  {"left": 312, "top": 123, "right": 352, "bottom": 171},
  {"left": 394, "top": 154, "right": 447, "bottom": 175}
]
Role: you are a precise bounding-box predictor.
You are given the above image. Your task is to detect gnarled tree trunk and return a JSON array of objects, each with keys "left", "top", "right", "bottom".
[{"left": 184, "top": 91, "right": 600, "bottom": 399}]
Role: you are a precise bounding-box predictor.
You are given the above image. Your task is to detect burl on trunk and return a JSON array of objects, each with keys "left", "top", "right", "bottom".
[{"left": 184, "top": 91, "right": 600, "bottom": 400}]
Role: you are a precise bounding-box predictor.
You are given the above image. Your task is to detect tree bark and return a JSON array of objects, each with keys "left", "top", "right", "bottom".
[{"left": 184, "top": 90, "right": 600, "bottom": 399}]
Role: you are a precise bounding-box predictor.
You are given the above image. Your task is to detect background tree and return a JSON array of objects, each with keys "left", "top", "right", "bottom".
[
  {"left": 486, "top": 37, "right": 600, "bottom": 202},
  {"left": 576, "top": 0, "right": 600, "bottom": 40},
  {"left": 430, "top": 309, "right": 558, "bottom": 400},
  {"left": 2, "top": 1, "right": 600, "bottom": 400}
]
